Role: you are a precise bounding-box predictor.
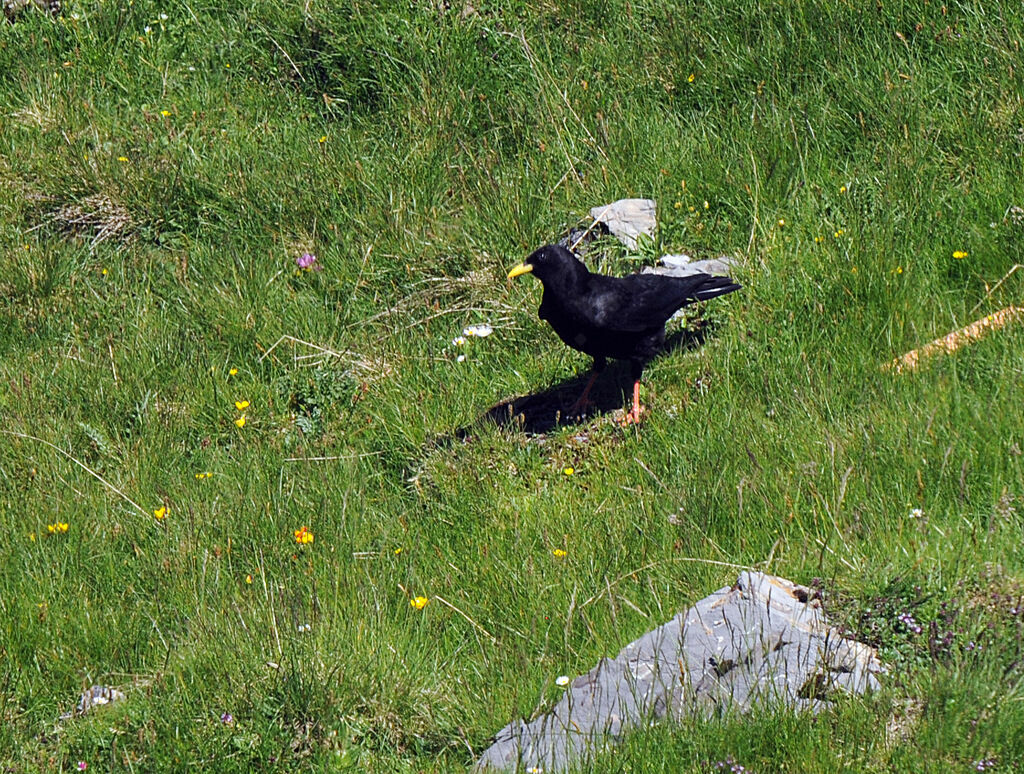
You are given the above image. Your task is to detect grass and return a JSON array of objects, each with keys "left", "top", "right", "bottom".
[{"left": 1, "top": 0, "right": 1023, "bottom": 770}]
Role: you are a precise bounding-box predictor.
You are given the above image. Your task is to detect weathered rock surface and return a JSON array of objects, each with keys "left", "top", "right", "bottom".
[
  {"left": 59, "top": 685, "right": 127, "bottom": 720},
  {"left": 643, "top": 253, "right": 738, "bottom": 279},
  {"left": 589, "top": 199, "right": 657, "bottom": 250},
  {"left": 3, "top": 0, "right": 60, "bottom": 20},
  {"left": 474, "top": 572, "right": 883, "bottom": 773}
]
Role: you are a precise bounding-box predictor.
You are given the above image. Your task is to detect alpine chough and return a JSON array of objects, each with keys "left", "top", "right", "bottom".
[{"left": 508, "top": 244, "right": 741, "bottom": 424}]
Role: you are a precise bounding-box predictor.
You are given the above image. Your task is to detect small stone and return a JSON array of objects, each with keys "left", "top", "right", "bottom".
[{"left": 59, "top": 685, "right": 127, "bottom": 721}]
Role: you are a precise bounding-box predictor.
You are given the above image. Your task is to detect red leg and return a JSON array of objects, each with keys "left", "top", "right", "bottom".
[
  {"left": 568, "top": 370, "right": 599, "bottom": 417},
  {"left": 620, "top": 380, "right": 643, "bottom": 425}
]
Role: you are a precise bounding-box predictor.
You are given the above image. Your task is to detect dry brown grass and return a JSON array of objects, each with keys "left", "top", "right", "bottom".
[{"left": 46, "top": 192, "right": 135, "bottom": 248}]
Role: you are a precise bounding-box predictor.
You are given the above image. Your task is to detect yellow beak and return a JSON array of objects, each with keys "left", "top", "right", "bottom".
[{"left": 507, "top": 262, "right": 534, "bottom": 279}]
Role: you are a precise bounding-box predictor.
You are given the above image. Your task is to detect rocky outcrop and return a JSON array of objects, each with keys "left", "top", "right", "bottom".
[{"left": 475, "top": 572, "right": 883, "bottom": 772}]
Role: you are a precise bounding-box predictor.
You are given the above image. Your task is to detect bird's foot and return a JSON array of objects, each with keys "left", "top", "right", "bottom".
[
  {"left": 617, "top": 405, "right": 645, "bottom": 426},
  {"left": 567, "top": 395, "right": 596, "bottom": 418}
]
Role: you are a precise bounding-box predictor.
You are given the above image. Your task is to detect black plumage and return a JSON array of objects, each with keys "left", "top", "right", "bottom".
[{"left": 508, "top": 244, "right": 741, "bottom": 423}]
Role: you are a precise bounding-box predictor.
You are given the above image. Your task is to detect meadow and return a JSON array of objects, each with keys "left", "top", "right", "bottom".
[{"left": 1, "top": 0, "right": 1023, "bottom": 770}]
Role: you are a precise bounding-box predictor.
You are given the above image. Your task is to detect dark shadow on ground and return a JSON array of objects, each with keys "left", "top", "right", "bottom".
[{"left": 454, "top": 323, "right": 713, "bottom": 438}]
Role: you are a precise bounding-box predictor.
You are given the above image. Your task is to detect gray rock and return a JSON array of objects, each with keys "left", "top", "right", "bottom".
[
  {"left": 643, "top": 254, "right": 738, "bottom": 279},
  {"left": 474, "top": 572, "right": 883, "bottom": 773},
  {"left": 3, "top": 0, "right": 60, "bottom": 19},
  {"left": 59, "top": 685, "right": 127, "bottom": 721},
  {"left": 589, "top": 199, "right": 657, "bottom": 250}
]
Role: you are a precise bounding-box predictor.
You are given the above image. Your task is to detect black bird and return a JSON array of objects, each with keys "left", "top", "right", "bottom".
[{"left": 508, "top": 244, "right": 741, "bottom": 424}]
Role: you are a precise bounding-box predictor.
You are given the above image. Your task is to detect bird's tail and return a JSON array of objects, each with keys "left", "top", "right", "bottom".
[{"left": 690, "top": 275, "right": 742, "bottom": 301}]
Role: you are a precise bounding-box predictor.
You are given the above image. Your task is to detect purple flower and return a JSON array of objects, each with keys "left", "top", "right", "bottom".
[
  {"left": 220, "top": 712, "right": 234, "bottom": 725},
  {"left": 708, "top": 758, "right": 751, "bottom": 773},
  {"left": 296, "top": 253, "right": 320, "bottom": 271},
  {"left": 896, "top": 612, "right": 922, "bottom": 634}
]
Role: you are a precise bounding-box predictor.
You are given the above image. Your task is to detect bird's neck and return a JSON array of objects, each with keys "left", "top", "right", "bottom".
[{"left": 543, "top": 258, "right": 589, "bottom": 297}]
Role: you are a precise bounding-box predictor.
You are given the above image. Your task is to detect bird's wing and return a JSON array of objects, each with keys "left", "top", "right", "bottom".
[{"left": 583, "top": 273, "right": 737, "bottom": 332}]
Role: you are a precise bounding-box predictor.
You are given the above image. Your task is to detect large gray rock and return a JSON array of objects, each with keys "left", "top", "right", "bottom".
[
  {"left": 589, "top": 199, "right": 657, "bottom": 250},
  {"left": 474, "top": 572, "right": 883, "bottom": 773}
]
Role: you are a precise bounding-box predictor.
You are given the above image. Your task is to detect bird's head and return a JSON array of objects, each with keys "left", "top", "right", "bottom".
[{"left": 507, "top": 244, "right": 585, "bottom": 285}]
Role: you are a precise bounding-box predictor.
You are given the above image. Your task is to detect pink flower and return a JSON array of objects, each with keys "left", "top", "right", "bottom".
[
  {"left": 295, "top": 253, "right": 321, "bottom": 271},
  {"left": 77, "top": 764, "right": 87, "bottom": 772}
]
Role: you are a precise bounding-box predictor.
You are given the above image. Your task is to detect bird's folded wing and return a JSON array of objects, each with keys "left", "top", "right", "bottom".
[{"left": 582, "top": 275, "right": 709, "bottom": 332}]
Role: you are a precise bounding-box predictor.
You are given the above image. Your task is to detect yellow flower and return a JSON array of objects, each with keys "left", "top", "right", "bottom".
[
  {"left": 552, "top": 548, "right": 567, "bottom": 559},
  {"left": 29, "top": 532, "right": 36, "bottom": 542},
  {"left": 228, "top": 368, "right": 238, "bottom": 376},
  {"left": 160, "top": 110, "right": 171, "bottom": 117},
  {"left": 563, "top": 467, "right": 574, "bottom": 476},
  {"left": 673, "top": 201, "right": 682, "bottom": 209},
  {"left": 953, "top": 250, "right": 968, "bottom": 259},
  {"left": 410, "top": 596, "right": 429, "bottom": 610},
  {"left": 117, "top": 157, "right": 128, "bottom": 163},
  {"left": 101, "top": 268, "right": 109, "bottom": 274},
  {"left": 814, "top": 236, "right": 823, "bottom": 243},
  {"left": 235, "top": 415, "right": 246, "bottom": 428},
  {"left": 777, "top": 218, "right": 785, "bottom": 227},
  {"left": 245, "top": 574, "right": 253, "bottom": 584},
  {"left": 318, "top": 135, "right": 327, "bottom": 143},
  {"left": 839, "top": 185, "right": 847, "bottom": 194},
  {"left": 687, "top": 73, "right": 695, "bottom": 83},
  {"left": 154, "top": 506, "right": 167, "bottom": 519},
  {"left": 394, "top": 547, "right": 403, "bottom": 555},
  {"left": 47, "top": 522, "right": 68, "bottom": 534},
  {"left": 195, "top": 472, "right": 212, "bottom": 479},
  {"left": 293, "top": 526, "right": 313, "bottom": 545},
  {"left": 234, "top": 400, "right": 249, "bottom": 410},
  {"left": 703, "top": 200, "right": 710, "bottom": 209}
]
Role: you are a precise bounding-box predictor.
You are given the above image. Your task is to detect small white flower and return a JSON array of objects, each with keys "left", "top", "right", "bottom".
[
  {"left": 452, "top": 336, "right": 466, "bottom": 346},
  {"left": 909, "top": 508, "right": 924, "bottom": 519},
  {"left": 297, "top": 623, "right": 311, "bottom": 632},
  {"left": 144, "top": 25, "right": 151, "bottom": 33},
  {"left": 159, "top": 12, "right": 168, "bottom": 19},
  {"left": 555, "top": 675, "right": 570, "bottom": 687},
  {"left": 463, "top": 323, "right": 494, "bottom": 338},
  {"left": 456, "top": 354, "right": 466, "bottom": 363}
]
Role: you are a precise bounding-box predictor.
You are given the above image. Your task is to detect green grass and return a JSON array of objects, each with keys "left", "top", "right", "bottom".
[{"left": 2, "top": 0, "right": 1023, "bottom": 770}]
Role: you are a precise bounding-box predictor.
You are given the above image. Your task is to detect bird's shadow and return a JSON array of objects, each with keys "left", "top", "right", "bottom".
[{"left": 453, "top": 323, "right": 713, "bottom": 438}]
